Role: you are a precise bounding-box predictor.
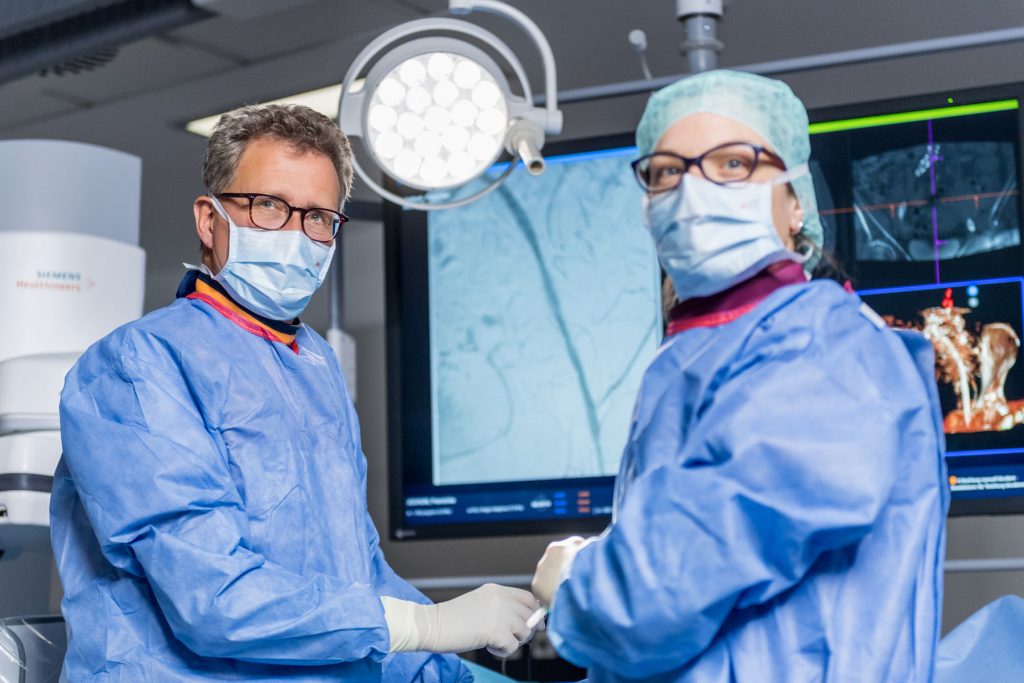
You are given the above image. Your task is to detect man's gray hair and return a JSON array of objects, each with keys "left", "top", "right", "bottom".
[{"left": 203, "top": 103, "right": 353, "bottom": 207}]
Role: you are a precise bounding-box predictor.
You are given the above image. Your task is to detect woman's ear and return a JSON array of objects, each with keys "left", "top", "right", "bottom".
[{"left": 789, "top": 198, "right": 805, "bottom": 238}]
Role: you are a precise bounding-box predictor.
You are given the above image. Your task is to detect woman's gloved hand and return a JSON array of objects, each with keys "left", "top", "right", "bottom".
[
  {"left": 382, "top": 584, "right": 540, "bottom": 657},
  {"left": 532, "top": 536, "right": 592, "bottom": 608}
]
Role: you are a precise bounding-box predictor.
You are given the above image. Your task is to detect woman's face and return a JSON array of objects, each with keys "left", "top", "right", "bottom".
[{"left": 654, "top": 112, "right": 803, "bottom": 251}]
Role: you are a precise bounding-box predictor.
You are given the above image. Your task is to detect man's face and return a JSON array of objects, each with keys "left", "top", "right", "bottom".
[{"left": 193, "top": 136, "right": 342, "bottom": 274}]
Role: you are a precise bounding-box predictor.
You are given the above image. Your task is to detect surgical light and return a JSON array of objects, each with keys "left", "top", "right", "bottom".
[
  {"left": 364, "top": 50, "right": 509, "bottom": 191},
  {"left": 338, "top": 0, "right": 562, "bottom": 211}
]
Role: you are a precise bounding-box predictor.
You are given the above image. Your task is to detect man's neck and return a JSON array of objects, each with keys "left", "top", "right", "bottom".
[{"left": 178, "top": 270, "right": 302, "bottom": 352}]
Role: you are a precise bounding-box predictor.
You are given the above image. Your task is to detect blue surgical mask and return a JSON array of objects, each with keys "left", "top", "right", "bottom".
[
  {"left": 644, "top": 164, "right": 810, "bottom": 301},
  {"left": 198, "top": 195, "right": 336, "bottom": 321}
]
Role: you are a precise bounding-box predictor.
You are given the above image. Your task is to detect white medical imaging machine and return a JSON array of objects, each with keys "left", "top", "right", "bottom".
[{"left": 0, "top": 139, "right": 144, "bottom": 563}]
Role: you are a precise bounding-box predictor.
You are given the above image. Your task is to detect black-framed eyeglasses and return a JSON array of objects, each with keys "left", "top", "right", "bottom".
[
  {"left": 630, "top": 142, "right": 786, "bottom": 193},
  {"left": 215, "top": 192, "right": 349, "bottom": 243}
]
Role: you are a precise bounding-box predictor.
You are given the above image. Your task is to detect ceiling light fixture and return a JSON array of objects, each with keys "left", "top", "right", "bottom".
[{"left": 184, "top": 81, "right": 362, "bottom": 137}]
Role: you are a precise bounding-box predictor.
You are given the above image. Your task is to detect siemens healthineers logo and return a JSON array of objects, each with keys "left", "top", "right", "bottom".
[{"left": 14, "top": 269, "right": 96, "bottom": 292}]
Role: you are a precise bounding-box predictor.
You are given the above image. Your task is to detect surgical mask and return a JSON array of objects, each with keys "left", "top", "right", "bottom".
[
  {"left": 198, "top": 195, "right": 335, "bottom": 321},
  {"left": 644, "top": 164, "right": 810, "bottom": 301}
]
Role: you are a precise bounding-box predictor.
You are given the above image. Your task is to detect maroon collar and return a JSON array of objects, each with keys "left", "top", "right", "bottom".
[{"left": 666, "top": 260, "right": 807, "bottom": 336}]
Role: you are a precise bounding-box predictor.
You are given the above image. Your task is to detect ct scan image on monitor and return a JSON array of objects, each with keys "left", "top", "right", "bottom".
[{"left": 810, "top": 83, "right": 1024, "bottom": 514}]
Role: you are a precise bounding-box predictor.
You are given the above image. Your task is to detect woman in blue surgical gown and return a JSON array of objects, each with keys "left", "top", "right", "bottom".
[{"left": 530, "top": 70, "right": 949, "bottom": 682}]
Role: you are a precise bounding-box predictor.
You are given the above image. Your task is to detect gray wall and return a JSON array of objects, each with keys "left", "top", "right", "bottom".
[{"left": 2, "top": 0, "right": 1024, "bottom": 636}]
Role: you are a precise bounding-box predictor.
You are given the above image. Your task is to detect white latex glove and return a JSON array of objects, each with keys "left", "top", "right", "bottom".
[
  {"left": 382, "top": 584, "right": 540, "bottom": 657},
  {"left": 532, "top": 536, "right": 592, "bottom": 608}
]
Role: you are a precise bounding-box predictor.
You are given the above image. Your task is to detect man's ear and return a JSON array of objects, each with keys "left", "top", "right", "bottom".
[{"left": 193, "top": 195, "right": 216, "bottom": 250}]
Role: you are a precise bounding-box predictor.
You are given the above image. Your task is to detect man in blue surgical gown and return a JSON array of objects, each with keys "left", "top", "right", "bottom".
[
  {"left": 531, "top": 71, "right": 949, "bottom": 682},
  {"left": 51, "top": 103, "right": 539, "bottom": 682}
]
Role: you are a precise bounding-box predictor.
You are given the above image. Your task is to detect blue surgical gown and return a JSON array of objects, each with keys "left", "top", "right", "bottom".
[
  {"left": 548, "top": 280, "right": 949, "bottom": 682},
  {"left": 936, "top": 595, "right": 1024, "bottom": 681},
  {"left": 51, "top": 273, "right": 471, "bottom": 682}
]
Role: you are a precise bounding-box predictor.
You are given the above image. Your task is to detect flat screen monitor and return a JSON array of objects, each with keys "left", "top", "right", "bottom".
[
  {"left": 386, "top": 135, "right": 661, "bottom": 539},
  {"left": 387, "top": 83, "right": 1024, "bottom": 539},
  {"left": 809, "top": 83, "right": 1024, "bottom": 514}
]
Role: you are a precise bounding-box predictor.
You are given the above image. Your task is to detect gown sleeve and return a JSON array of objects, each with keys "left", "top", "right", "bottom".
[
  {"left": 59, "top": 329, "right": 392, "bottom": 665},
  {"left": 348, "top": 383, "right": 473, "bottom": 683},
  {"left": 548, "top": 310, "right": 932, "bottom": 677},
  {"left": 365, "top": 515, "right": 474, "bottom": 683}
]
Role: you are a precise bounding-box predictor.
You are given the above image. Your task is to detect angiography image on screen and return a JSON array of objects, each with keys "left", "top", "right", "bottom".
[
  {"left": 426, "top": 148, "right": 661, "bottom": 487},
  {"left": 860, "top": 280, "right": 1024, "bottom": 442}
]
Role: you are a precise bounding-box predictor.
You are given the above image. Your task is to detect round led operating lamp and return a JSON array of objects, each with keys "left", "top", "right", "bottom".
[
  {"left": 365, "top": 51, "right": 509, "bottom": 191},
  {"left": 339, "top": 7, "right": 562, "bottom": 211}
]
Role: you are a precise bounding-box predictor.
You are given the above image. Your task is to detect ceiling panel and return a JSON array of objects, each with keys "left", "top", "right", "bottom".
[
  {"left": 168, "top": 0, "right": 437, "bottom": 63},
  {"left": 0, "top": 0, "right": 125, "bottom": 39},
  {"left": 0, "top": 77, "right": 83, "bottom": 130},
  {"left": 481, "top": 1, "right": 686, "bottom": 91},
  {"left": 27, "top": 35, "right": 238, "bottom": 104}
]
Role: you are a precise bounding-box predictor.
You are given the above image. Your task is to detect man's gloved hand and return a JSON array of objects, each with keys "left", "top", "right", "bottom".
[
  {"left": 434, "top": 583, "right": 541, "bottom": 657},
  {"left": 382, "top": 584, "right": 540, "bottom": 657},
  {"left": 532, "top": 536, "right": 591, "bottom": 608}
]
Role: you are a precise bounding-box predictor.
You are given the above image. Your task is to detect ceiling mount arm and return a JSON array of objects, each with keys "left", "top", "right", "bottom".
[{"left": 449, "top": 0, "right": 562, "bottom": 135}]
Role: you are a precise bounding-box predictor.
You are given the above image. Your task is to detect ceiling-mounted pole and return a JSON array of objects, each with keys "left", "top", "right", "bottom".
[
  {"left": 677, "top": 0, "right": 723, "bottom": 73},
  {"left": 531, "top": 26, "right": 1024, "bottom": 106}
]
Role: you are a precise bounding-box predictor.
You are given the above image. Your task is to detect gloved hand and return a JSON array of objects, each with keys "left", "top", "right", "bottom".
[
  {"left": 382, "top": 584, "right": 540, "bottom": 657},
  {"left": 532, "top": 536, "right": 592, "bottom": 608}
]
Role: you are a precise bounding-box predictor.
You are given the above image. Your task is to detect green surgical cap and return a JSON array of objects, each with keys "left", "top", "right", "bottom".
[{"left": 636, "top": 70, "right": 823, "bottom": 265}]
